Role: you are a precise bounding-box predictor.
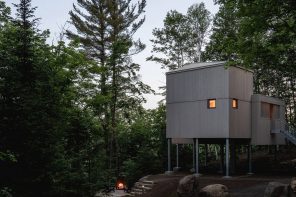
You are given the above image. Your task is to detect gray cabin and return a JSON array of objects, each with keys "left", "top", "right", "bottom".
[{"left": 166, "top": 61, "right": 292, "bottom": 176}]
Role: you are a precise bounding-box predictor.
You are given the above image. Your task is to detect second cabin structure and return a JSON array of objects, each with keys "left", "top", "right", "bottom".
[{"left": 166, "top": 61, "right": 287, "bottom": 176}]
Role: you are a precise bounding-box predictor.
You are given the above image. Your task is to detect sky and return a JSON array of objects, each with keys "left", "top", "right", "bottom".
[{"left": 5, "top": 0, "right": 219, "bottom": 109}]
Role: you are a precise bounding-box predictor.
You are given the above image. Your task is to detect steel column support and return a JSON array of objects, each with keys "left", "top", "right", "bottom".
[
  {"left": 166, "top": 138, "right": 172, "bottom": 174},
  {"left": 247, "top": 144, "right": 253, "bottom": 175},
  {"left": 224, "top": 138, "right": 231, "bottom": 178},
  {"left": 193, "top": 139, "right": 196, "bottom": 171},
  {"left": 195, "top": 138, "right": 199, "bottom": 175},
  {"left": 176, "top": 144, "right": 179, "bottom": 168},
  {"left": 205, "top": 144, "right": 208, "bottom": 166}
]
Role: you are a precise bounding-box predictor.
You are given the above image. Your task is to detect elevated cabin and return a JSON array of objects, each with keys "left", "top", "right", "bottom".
[{"left": 165, "top": 61, "right": 286, "bottom": 176}]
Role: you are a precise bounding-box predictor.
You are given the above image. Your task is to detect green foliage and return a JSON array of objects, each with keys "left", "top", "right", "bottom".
[
  {"left": 118, "top": 105, "right": 166, "bottom": 187},
  {"left": 0, "top": 0, "right": 167, "bottom": 196},
  {"left": 0, "top": 187, "right": 13, "bottom": 197},
  {"left": 67, "top": 0, "right": 154, "bottom": 182},
  {"left": 205, "top": 0, "right": 296, "bottom": 127},
  {"left": 0, "top": 1, "right": 106, "bottom": 196},
  {"left": 203, "top": 1, "right": 238, "bottom": 61},
  {"left": 148, "top": 3, "right": 212, "bottom": 70},
  {"left": 0, "top": 151, "right": 17, "bottom": 163},
  {"left": 0, "top": 0, "right": 10, "bottom": 26}
]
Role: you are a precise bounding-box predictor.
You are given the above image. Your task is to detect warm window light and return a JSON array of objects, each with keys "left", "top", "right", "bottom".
[
  {"left": 232, "top": 99, "right": 238, "bottom": 109},
  {"left": 208, "top": 99, "right": 216, "bottom": 109}
]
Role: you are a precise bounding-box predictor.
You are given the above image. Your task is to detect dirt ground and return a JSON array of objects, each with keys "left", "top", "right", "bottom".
[
  {"left": 135, "top": 147, "right": 296, "bottom": 197},
  {"left": 139, "top": 173, "right": 291, "bottom": 197}
]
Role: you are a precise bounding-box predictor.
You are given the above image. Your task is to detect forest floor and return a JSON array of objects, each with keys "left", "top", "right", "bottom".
[
  {"left": 138, "top": 146, "right": 296, "bottom": 197},
  {"left": 139, "top": 173, "right": 291, "bottom": 197}
]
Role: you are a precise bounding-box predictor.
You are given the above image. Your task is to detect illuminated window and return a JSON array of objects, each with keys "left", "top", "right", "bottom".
[
  {"left": 232, "top": 99, "right": 238, "bottom": 109},
  {"left": 208, "top": 99, "right": 216, "bottom": 109}
]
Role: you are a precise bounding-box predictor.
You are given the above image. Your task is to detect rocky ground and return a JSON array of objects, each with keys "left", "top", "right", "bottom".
[
  {"left": 134, "top": 147, "right": 296, "bottom": 197},
  {"left": 139, "top": 173, "right": 291, "bottom": 197},
  {"left": 97, "top": 147, "right": 296, "bottom": 197}
]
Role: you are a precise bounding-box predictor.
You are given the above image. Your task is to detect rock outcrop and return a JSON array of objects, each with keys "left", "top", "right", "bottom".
[
  {"left": 177, "top": 174, "right": 199, "bottom": 197},
  {"left": 290, "top": 178, "right": 296, "bottom": 194},
  {"left": 264, "top": 178, "right": 296, "bottom": 197},
  {"left": 264, "top": 182, "right": 287, "bottom": 197},
  {"left": 199, "top": 184, "right": 230, "bottom": 197}
]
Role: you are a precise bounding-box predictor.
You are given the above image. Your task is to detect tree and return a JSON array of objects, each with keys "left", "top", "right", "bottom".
[
  {"left": 186, "top": 3, "right": 211, "bottom": 63},
  {"left": 0, "top": 0, "right": 10, "bottom": 26},
  {"left": 67, "top": 0, "right": 152, "bottom": 181},
  {"left": 50, "top": 40, "right": 107, "bottom": 196},
  {"left": 148, "top": 3, "right": 212, "bottom": 71},
  {"left": 205, "top": 0, "right": 296, "bottom": 126},
  {"left": 0, "top": 1, "right": 105, "bottom": 196},
  {"left": 203, "top": 1, "right": 238, "bottom": 61},
  {"left": 148, "top": 10, "right": 189, "bottom": 70},
  {"left": 118, "top": 104, "right": 166, "bottom": 188}
]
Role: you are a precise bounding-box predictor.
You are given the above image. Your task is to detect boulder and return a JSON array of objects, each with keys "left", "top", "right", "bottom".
[
  {"left": 199, "top": 184, "right": 230, "bottom": 197},
  {"left": 288, "top": 177, "right": 296, "bottom": 197},
  {"left": 264, "top": 182, "right": 287, "bottom": 197},
  {"left": 177, "top": 174, "right": 199, "bottom": 197},
  {"left": 291, "top": 178, "right": 296, "bottom": 193}
]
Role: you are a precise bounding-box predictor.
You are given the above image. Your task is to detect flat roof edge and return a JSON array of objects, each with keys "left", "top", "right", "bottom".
[
  {"left": 166, "top": 62, "right": 225, "bottom": 75},
  {"left": 166, "top": 62, "right": 253, "bottom": 75},
  {"left": 251, "top": 94, "right": 285, "bottom": 105}
]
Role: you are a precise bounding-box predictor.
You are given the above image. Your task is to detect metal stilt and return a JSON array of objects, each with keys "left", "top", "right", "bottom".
[
  {"left": 173, "top": 144, "right": 181, "bottom": 171},
  {"left": 165, "top": 138, "right": 173, "bottom": 174},
  {"left": 205, "top": 144, "right": 208, "bottom": 166},
  {"left": 195, "top": 138, "right": 201, "bottom": 176},
  {"left": 247, "top": 144, "right": 254, "bottom": 175},
  {"left": 223, "top": 138, "right": 231, "bottom": 178},
  {"left": 192, "top": 139, "right": 196, "bottom": 173},
  {"left": 176, "top": 144, "right": 179, "bottom": 168}
]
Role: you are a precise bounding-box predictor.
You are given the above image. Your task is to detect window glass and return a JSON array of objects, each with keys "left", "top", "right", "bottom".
[
  {"left": 271, "top": 104, "right": 280, "bottom": 119},
  {"left": 261, "top": 102, "right": 280, "bottom": 119},
  {"left": 261, "top": 102, "right": 270, "bottom": 118},
  {"left": 208, "top": 99, "right": 216, "bottom": 109},
  {"left": 232, "top": 99, "right": 238, "bottom": 108}
]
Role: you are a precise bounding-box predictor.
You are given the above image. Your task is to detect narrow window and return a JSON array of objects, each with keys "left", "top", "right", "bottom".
[
  {"left": 232, "top": 99, "right": 238, "bottom": 109},
  {"left": 208, "top": 99, "right": 216, "bottom": 109},
  {"left": 261, "top": 102, "right": 270, "bottom": 118}
]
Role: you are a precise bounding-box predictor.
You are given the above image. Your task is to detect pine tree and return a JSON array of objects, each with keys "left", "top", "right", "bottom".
[
  {"left": 67, "top": 0, "right": 152, "bottom": 181},
  {"left": 0, "top": 0, "right": 73, "bottom": 195}
]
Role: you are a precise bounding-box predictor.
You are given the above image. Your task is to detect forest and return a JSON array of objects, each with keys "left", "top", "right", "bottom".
[{"left": 0, "top": 0, "right": 295, "bottom": 196}]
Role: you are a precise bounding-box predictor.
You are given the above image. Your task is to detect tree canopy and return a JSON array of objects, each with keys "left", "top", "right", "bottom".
[
  {"left": 148, "top": 2, "right": 212, "bottom": 70},
  {"left": 205, "top": 0, "right": 296, "bottom": 126}
]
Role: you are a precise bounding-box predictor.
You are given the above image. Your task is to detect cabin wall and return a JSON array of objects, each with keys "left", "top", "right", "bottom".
[
  {"left": 172, "top": 138, "right": 193, "bottom": 144},
  {"left": 229, "top": 67, "right": 253, "bottom": 138},
  {"left": 251, "top": 94, "right": 286, "bottom": 145},
  {"left": 167, "top": 100, "right": 229, "bottom": 138},
  {"left": 166, "top": 66, "right": 230, "bottom": 139},
  {"left": 167, "top": 66, "right": 229, "bottom": 103}
]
